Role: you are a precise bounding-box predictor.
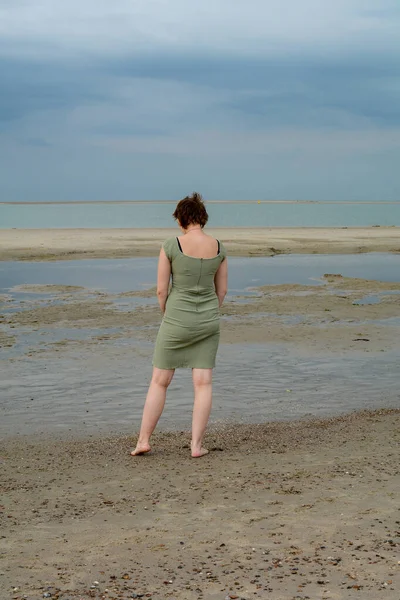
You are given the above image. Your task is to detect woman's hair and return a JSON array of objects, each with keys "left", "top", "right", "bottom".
[{"left": 173, "top": 192, "right": 209, "bottom": 229}]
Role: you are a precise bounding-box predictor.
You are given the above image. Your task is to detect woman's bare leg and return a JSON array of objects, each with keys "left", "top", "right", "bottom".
[
  {"left": 191, "top": 368, "right": 213, "bottom": 457},
  {"left": 131, "top": 367, "right": 175, "bottom": 455}
]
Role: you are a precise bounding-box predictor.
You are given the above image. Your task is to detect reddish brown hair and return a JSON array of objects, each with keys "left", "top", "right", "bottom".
[{"left": 173, "top": 192, "right": 209, "bottom": 229}]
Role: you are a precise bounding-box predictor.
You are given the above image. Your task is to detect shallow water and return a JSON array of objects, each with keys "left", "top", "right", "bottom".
[
  {"left": 1, "top": 342, "right": 399, "bottom": 437},
  {"left": 3, "top": 326, "right": 123, "bottom": 359},
  {"left": 1, "top": 253, "right": 399, "bottom": 296},
  {"left": 353, "top": 291, "right": 400, "bottom": 305},
  {"left": 1, "top": 253, "right": 399, "bottom": 437}
]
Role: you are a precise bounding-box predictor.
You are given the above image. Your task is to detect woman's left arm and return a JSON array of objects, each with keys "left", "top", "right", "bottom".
[{"left": 157, "top": 247, "right": 171, "bottom": 313}]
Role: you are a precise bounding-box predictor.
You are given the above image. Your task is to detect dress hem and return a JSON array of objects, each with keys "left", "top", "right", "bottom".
[{"left": 152, "top": 363, "right": 216, "bottom": 370}]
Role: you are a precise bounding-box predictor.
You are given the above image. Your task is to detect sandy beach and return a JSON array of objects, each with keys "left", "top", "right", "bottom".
[
  {"left": 1, "top": 410, "right": 399, "bottom": 600},
  {"left": 1, "top": 228, "right": 400, "bottom": 599},
  {"left": 1, "top": 227, "right": 400, "bottom": 261}
]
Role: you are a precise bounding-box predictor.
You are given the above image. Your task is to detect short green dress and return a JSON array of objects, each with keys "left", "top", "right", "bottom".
[{"left": 153, "top": 236, "right": 227, "bottom": 369}]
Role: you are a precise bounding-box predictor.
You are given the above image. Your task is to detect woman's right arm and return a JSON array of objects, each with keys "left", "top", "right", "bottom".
[
  {"left": 157, "top": 247, "right": 171, "bottom": 313},
  {"left": 214, "top": 258, "right": 228, "bottom": 307}
]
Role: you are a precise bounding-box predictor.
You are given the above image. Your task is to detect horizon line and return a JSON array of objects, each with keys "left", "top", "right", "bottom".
[{"left": 1, "top": 200, "right": 400, "bottom": 206}]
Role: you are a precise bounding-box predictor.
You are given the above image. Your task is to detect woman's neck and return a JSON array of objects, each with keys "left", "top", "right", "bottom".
[{"left": 183, "top": 225, "right": 202, "bottom": 234}]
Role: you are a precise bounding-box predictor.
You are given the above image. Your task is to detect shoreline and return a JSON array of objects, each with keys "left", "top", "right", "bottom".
[
  {"left": 1, "top": 226, "right": 400, "bottom": 261},
  {"left": 1, "top": 406, "right": 398, "bottom": 444},
  {"left": 1, "top": 405, "right": 397, "bottom": 444}
]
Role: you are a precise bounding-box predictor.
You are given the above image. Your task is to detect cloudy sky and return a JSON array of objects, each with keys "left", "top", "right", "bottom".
[{"left": 0, "top": 0, "right": 399, "bottom": 201}]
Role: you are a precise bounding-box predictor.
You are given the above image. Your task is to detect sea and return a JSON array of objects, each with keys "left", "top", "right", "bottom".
[{"left": 1, "top": 200, "right": 400, "bottom": 228}]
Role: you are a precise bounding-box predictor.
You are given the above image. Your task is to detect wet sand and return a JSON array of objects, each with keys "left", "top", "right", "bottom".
[
  {"left": 1, "top": 227, "right": 400, "bottom": 261},
  {"left": 1, "top": 410, "right": 399, "bottom": 599},
  {"left": 2, "top": 274, "right": 400, "bottom": 432},
  {"left": 2, "top": 276, "right": 400, "bottom": 355}
]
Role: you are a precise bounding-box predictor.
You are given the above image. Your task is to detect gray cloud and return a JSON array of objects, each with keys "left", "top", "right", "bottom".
[
  {"left": 2, "top": 52, "right": 398, "bottom": 132},
  {"left": 0, "top": 0, "right": 399, "bottom": 200},
  {"left": 1, "top": 0, "right": 399, "bottom": 59},
  {"left": 0, "top": 58, "right": 110, "bottom": 127},
  {"left": 23, "top": 137, "right": 52, "bottom": 147}
]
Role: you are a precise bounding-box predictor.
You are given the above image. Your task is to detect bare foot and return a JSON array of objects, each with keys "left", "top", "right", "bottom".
[
  {"left": 130, "top": 442, "right": 151, "bottom": 456},
  {"left": 191, "top": 446, "right": 209, "bottom": 458}
]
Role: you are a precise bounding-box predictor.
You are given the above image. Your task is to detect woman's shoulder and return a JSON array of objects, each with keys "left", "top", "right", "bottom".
[
  {"left": 201, "top": 233, "right": 226, "bottom": 260},
  {"left": 215, "top": 238, "right": 227, "bottom": 260},
  {"left": 162, "top": 236, "right": 178, "bottom": 259},
  {"left": 203, "top": 233, "right": 227, "bottom": 259},
  {"left": 163, "top": 235, "right": 177, "bottom": 246}
]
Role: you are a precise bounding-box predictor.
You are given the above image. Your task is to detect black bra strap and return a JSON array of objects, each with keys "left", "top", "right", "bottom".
[{"left": 177, "top": 236, "right": 220, "bottom": 256}]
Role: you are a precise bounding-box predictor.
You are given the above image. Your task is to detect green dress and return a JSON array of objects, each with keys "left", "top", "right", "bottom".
[{"left": 153, "top": 236, "right": 227, "bottom": 369}]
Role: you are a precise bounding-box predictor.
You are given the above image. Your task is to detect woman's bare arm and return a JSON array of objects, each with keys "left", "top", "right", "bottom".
[
  {"left": 157, "top": 247, "right": 171, "bottom": 313},
  {"left": 214, "top": 258, "right": 228, "bottom": 307}
]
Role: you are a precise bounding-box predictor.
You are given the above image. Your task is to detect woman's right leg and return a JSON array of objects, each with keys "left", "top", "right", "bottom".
[
  {"left": 131, "top": 367, "right": 175, "bottom": 455},
  {"left": 191, "top": 368, "right": 213, "bottom": 458}
]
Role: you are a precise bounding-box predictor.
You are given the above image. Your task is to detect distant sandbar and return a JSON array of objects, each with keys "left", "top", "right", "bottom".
[{"left": 0, "top": 226, "right": 399, "bottom": 261}]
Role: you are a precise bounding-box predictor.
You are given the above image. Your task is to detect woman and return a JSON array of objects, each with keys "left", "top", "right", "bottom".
[{"left": 131, "top": 193, "right": 228, "bottom": 458}]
